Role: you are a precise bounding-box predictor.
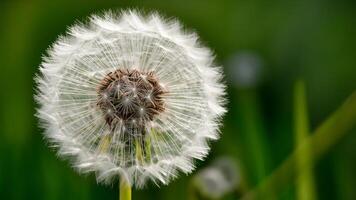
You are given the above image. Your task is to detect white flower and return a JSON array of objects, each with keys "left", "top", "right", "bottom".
[{"left": 35, "top": 10, "right": 226, "bottom": 188}]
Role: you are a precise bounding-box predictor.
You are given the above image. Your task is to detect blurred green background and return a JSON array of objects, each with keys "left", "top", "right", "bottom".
[{"left": 0, "top": 0, "right": 355, "bottom": 199}]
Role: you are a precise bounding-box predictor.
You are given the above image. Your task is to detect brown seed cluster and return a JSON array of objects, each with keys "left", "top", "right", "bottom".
[{"left": 97, "top": 69, "right": 166, "bottom": 129}]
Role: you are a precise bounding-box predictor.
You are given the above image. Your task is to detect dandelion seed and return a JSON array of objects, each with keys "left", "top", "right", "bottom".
[{"left": 35, "top": 10, "right": 226, "bottom": 188}]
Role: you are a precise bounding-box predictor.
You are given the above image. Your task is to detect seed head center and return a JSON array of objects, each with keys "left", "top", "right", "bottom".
[{"left": 97, "top": 69, "right": 165, "bottom": 127}]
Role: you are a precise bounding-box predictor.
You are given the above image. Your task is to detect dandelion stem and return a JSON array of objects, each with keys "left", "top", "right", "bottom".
[
  {"left": 241, "top": 90, "right": 271, "bottom": 180},
  {"left": 236, "top": 89, "right": 272, "bottom": 197},
  {"left": 120, "top": 176, "right": 132, "bottom": 200},
  {"left": 241, "top": 90, "right": 356, "bottom": 199},
  {"left": 293, "top": 80, "right": 316, "bottom": 200}
]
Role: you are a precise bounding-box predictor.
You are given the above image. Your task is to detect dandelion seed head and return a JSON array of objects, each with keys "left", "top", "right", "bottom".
[
  {"left": 35, "top": 10, "right": 226, "bottom": 188},
  {"left": 194, "top": 157, "right": 240, "bottom": 199},
  {"left": 227, "top": 51, "right": 264, "bottom": 88}
]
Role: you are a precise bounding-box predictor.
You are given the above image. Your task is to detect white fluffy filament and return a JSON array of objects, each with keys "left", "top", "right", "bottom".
[{"left": 35, "top": 10, "right": 226, "bottom": 188}]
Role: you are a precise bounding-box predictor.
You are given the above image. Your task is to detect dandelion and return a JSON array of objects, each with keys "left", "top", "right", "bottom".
[
  {"left": 35, "top": 9, "right": 226, "bottom": 196},
  {"left": 193, "top": 157, "right": 240, "bottom": 199},
  {"left": 226, "top": 51, "right": 263, "bottom": 88}
]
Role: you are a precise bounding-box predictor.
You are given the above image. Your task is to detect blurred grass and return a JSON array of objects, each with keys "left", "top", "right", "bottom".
[
  {"left": 0, "top": 0, "right": 355, "bottom": 199},
  {"left": 242, "top": 90, "right": 356, "bottom": 199},
  {"left": 293, "top": 80, "right": 316, "bottom": 200}
]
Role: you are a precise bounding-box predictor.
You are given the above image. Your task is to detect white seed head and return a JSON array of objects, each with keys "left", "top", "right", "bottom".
[
  {"left": 194, "top": 157, "right": 240, "bottom": 198},
  {"left": 35, "top": 10, "right": 226, "bottom": 188},
  {"left": 227, "top": 51, "right": 263, "bottom": 88}
]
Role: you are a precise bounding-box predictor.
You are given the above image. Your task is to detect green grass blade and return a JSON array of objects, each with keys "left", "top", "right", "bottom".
[
  {"left": 242, "top": 90, "right": 356, "bottom": 199},
  {"left": 294, "top": 80, "right": 317, "bottom": 200}
]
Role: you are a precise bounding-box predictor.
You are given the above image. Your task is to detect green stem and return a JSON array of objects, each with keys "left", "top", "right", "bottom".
[
  {"left": 241, "top": 90, "right": 356, "bottom": 199},
  {"left": 237, "top": 90, "right": 271, "bottom": 184},
  {"left": 120, "top": 176, "right": 131, "bottom": 200},
  {"left": 236, "top": 89, "right": 273, "bottom": 199},
  {"left": 294, "top": 80, "right": 316, "bottom": 200}
]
